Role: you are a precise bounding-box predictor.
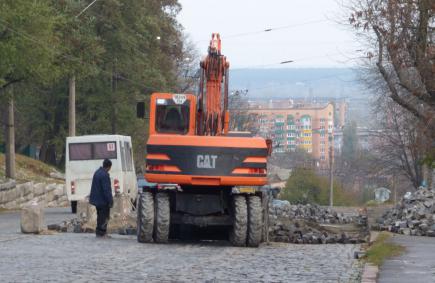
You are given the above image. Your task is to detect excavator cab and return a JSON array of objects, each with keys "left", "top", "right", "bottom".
[{"left": 148, "top": 93, "right": 196, "bottom": 136}]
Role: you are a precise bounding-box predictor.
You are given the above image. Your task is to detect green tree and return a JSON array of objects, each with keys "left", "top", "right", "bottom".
[
  {"left": 0, "top": 0, "right": 60, "bottom": 176},
  {"left": 281, "top": 168, "right": 322, "bottom": 204},
  {"left": 0, "top": 0, "right": 59, "bottom": 91},
  {"left": 281, "top": 167, "right": 358, "bottom": 206},
  {"left": 2, "top": 0, "right": 189, "bottom": 172}
]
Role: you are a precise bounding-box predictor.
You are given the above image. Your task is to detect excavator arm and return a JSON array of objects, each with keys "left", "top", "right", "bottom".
[{"left": 197, "top": 33, "right": 230, "bottom": 136}]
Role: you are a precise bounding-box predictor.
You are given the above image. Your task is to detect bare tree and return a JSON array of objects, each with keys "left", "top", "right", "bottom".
[
  {"left": 371, "top": 94, "right": 429, "bottom": 189},
  {"left": 228, "top": 90, "right": 259, "bottom": 135},
  {"left": 347, "top": 0, "right": 434, "bottom": 137},
  {"left": 176, "top": 35, "right": 200, "bottom": 93}
]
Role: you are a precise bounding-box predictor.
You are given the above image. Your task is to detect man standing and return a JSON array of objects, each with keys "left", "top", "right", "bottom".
[{"left": 90, "top": 159, "right": 114, "bottom": 238}]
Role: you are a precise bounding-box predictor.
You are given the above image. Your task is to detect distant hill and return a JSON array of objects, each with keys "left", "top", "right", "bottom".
[
  {"left": 229, "top": 68, "right": 367, "bottom": 99},
  {"left": 229, "top": 68, "right": 374, "bottom": 127}
]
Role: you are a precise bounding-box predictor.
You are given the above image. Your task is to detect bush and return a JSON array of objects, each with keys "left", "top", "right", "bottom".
[{"left": 280, "top": 167, "right": 358, "bottom": 206}]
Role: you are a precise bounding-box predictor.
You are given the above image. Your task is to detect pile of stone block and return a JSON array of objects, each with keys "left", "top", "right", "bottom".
[
  {"left": 268, "top": 200, "right": 368, "bottom": 244},
  {"left": 376, "top": 188, "right": 435, "bottom": 236}
]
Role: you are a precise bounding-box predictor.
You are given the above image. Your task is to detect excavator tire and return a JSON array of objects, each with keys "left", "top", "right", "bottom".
[
  {"left": 154, "top": 192, "right": 170, "bottom": 243},
  {"left": 247, "top": 195, "right": 263, "bottom": 247},
  {"left": 137, "top": 192, "right": 154, "bottom": 243},
  {"left": 229, "top": 195, "right": 247, "bottom": 247}
]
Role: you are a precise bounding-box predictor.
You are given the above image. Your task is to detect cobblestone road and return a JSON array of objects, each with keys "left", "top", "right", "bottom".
[{"left": 0, "top": 209, "right": 363, "bottom": 282}]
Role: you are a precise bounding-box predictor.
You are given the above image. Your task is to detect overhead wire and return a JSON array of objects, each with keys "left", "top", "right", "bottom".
[{"left": 196, "top": 19, "right": 329, "bottom": 42}]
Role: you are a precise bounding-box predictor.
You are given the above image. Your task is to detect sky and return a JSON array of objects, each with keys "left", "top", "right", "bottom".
[{"left": 177, "top": 0, "right": 362, "bottom": 69}]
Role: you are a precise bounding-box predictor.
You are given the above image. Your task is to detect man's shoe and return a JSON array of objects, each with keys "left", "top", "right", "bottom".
[{"left": 96, "top": 234, "right": 111, "bottom": 239}]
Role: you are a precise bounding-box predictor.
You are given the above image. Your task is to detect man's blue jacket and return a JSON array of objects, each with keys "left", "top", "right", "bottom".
[{"left": 89, "top": 167, "right": 113, "bottom": 208}]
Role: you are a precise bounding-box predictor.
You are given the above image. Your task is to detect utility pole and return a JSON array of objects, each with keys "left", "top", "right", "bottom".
[
  {"left": 70, "top": 0, "right": 100, "bottom": 136},
  {"left": 329, "top": 137, "right": 334, "bottom": 207},
  {"left": 5, "top": 87, "right": 16, "bottom": 179},
  {"left": 111, "top": 59, "right": 118, "bottom": 134},
  {"left": 68, "top": 75, "right": 76, "bottom": 136}
]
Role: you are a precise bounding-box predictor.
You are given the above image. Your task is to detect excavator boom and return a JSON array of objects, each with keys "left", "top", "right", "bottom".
[{"left": 197, "top": 33, "right": 230, "bottom": 136}]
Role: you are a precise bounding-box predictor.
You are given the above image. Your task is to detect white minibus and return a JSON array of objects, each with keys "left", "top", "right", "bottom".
[{"left": 65, "top": 135, "right": 137, "bottom": 213}]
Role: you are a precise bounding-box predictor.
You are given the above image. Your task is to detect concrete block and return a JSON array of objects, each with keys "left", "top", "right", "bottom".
[
  {"left": 77, "top": 200, "right": 97, "bottom": 223},
  {"left": 21, "top": 202, "right": 45, "bottom": 233},
  {"left": 112, "top": 194, "right": 133, "bottom": 216}
]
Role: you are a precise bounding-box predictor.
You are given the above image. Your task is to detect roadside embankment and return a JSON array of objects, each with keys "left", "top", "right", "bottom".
[{"left": 0, "top": 179, "right": 68, "bottom": 210}]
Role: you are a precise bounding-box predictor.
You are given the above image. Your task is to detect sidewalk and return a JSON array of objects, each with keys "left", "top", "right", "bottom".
[{"left": 378, "top": 234, "right": 435, "bottom": 283}]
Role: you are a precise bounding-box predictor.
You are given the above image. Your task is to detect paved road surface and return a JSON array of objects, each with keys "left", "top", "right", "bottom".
[
  {"left": 0, "top": 207, "right": 74, "bottom": 236},
  {"left": 0, "top": 209, "right": 363, "bottom": 282},
  {"left": 378, "top": 234, "right": 435, "bottom": 283}
]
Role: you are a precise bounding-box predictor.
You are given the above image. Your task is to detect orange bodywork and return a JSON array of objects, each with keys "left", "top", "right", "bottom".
[{"left": 145, "top": 134, "right": 268, "bottom": 186}]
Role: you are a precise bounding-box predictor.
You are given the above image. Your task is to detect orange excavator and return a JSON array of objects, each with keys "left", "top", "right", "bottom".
[{"left": 136, "top": 34, "right": 271, "bottom": 247}]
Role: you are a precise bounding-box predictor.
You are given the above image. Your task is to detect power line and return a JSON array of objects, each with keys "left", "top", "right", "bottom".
[
  {"left": 76, "top": 0, "right": 99, "bottom": 18},
  {"left": 196, "top": 19, "right": 329, "bottom": 42},
  {"left": 232, "top": 50, "right": 359, "bottom": 69}
]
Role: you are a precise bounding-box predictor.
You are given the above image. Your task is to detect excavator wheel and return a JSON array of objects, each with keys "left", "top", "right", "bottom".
[
  {"left": 229, "top": 195, "right": 247, "bottom": 247},
  {"left": 154, "top": 192, "right": 170, "bottom": 243},
  {"left": 247, "top": 195, "right": 263, "bottom": 247},
  {"left": 137, "top": 191, "right": 154, "bottom": 243}
]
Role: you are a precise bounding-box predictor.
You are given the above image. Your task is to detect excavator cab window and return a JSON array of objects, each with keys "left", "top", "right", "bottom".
[{"left": 155, "top": 99, "right": 190, "bottom": 134}]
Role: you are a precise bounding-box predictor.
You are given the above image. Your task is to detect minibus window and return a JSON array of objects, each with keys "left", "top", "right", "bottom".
[
  {"left": 94, "top": 142, "right": 117, "bottom": 159},
  {"left": 69, "top": 143, "right": 92, "bottom": 160},
  {"left": 69, "top": 142, "right": 117, "bottom": 161},
  {"left": 120, "top": 143, "right": 126, "bottom": 171},
  {"left": 125, "top": 142, "right": 133, "bottom": 171}
]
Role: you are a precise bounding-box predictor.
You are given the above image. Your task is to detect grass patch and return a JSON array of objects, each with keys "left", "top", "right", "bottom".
[
  {"left": 365, "top": 232, "right": 405, "bottom": 266},
  {"left": 0, "top": 153, "right": 63, "bottom": 183},
  {"left": 0, "top": 207, "right": 10, "bottom": 212}
]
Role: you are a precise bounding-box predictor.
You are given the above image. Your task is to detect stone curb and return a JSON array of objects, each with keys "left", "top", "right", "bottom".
[
  {"left": 361, "top": 263, "right": 378, "bottom": 283},
  {"left": 361, "top": 231, "right": 381, "bottom": 282}
]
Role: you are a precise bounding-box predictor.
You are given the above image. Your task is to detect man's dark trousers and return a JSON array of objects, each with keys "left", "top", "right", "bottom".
[{"left": 96, "top": 206, "right": 110, "bottom": 236}]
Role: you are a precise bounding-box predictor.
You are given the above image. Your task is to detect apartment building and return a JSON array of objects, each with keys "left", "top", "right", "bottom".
[{"left": 248, "top": 100, "right": 335, "bottom": 168}]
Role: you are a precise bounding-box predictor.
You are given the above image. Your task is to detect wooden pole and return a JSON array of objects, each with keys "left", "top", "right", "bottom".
[
  {"left": 68, "top": 75, "right": 76, "bottom": 136},
  {"left": 329, "top": 143, "right": 334, "bottom": 207},
  {"left": 5, "top": 87, "right": 16, "bottom": 179}
]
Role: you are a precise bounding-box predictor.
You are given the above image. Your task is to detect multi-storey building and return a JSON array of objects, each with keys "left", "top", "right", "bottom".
[{"left": 247, "top": 101, "right": 334, "bottom": 168}]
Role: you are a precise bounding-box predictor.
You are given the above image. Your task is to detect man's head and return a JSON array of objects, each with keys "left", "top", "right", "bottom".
[{"left": 103, "top": 159, "right": 112, "bottom": 172}]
